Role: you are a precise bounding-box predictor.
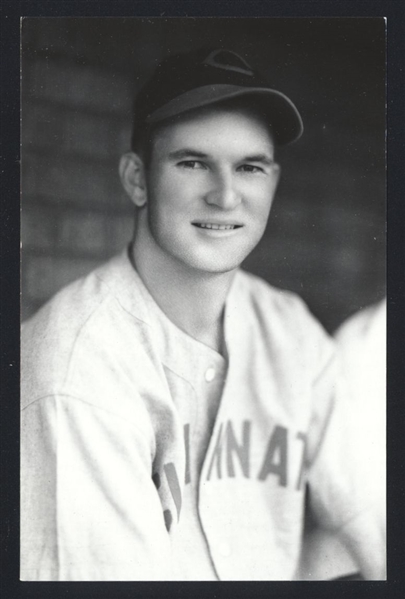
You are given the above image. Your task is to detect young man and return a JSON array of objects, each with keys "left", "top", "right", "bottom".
[{"left": 21, "top": 48, "right": 386, "bottom": 581}]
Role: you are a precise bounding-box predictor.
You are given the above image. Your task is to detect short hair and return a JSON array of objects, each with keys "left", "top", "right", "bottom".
[{"left": 131, "top": 123, "right": 155, "bottom": 170}]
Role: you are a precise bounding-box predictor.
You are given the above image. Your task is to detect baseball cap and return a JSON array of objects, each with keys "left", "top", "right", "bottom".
[{"left": 132, "top": 47, "right": 303, "bottom": 147}]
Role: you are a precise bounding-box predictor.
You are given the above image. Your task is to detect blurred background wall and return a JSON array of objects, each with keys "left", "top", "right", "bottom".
[{"left": 21, "top": 17, "right": 386, "bottom": 333}]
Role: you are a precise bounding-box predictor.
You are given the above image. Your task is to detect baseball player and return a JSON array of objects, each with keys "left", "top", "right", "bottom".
[
  {"left": 21, "top": 48, "right": 386, "bottom": 581},
  {"left": 298, "top": 299, "right": 386, "bottom": 580}
]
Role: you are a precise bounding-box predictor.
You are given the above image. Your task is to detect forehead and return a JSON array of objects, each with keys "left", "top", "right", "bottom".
[{"left": 151, "top": 103, "right": 275, "bottom": 156}]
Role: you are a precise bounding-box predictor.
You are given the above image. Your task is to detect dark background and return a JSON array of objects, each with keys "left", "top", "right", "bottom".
[{"left": 21, "top": 17, "right": 386, "bottom": 332}]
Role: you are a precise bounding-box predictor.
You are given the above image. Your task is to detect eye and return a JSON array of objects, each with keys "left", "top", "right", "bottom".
[
  {"left": 238, "top": 164, "right": 265, "bottom": 174},
  {"left": 177, "top": 160, "right": 206, "bottom": 170}
]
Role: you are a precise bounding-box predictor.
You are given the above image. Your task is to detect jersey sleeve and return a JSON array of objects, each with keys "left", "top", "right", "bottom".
[
  {"left": 306, "top": 352, "right": 386, "bottom": 579},
  {"left": 21, "top": 394, "right": 173, "bottom": 581}
]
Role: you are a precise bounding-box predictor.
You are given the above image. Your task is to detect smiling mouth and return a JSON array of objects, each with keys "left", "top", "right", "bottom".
[{"left": 192, "top": 223, "right": 243, "bottom": 230}]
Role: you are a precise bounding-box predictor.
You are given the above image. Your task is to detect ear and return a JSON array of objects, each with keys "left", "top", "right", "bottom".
[{"left": 119, "top": 152, "right": 147, "bottom": 207}]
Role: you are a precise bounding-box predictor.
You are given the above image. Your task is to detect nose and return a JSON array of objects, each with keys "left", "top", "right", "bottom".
[{"left": 204, "top": 171, "right": 241, "bottom": 210}]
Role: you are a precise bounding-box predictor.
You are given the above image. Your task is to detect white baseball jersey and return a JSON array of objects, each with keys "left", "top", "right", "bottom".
[
  {"left": 21, "top": 250, "right": 384, "bottom": 580},
  {"left": 297, "top": 300, "right": 387, "bottom": 580},
  {"left": 334, "top": 300, "right": 386, "bottom": 518}
]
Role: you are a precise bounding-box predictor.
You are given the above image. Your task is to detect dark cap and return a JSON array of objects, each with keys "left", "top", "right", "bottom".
[{"left": 132, "top": 47, "right": 304, "bottom": 147}]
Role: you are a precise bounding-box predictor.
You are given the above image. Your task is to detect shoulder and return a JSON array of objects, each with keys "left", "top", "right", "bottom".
[
  {"left": 21, "top": 252, "right": 150, "bottom": 406},
  {"left": 333, "top": 299, "right": 386, "bottom": 405},
  {"left": 334, "top": 299, "right": 386, "bottom": 350},
  {"left": 234, "top": 269, "right": 325, "bottom": 333},
  {"left": 22, "top": 254, "right": 123, "bottom": 348},
  {"left": 230, "top": 269, "right": 335, "bottom": 370}
]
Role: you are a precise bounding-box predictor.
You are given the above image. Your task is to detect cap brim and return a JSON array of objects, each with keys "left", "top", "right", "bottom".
[{"left": 145, "top": 83, "right": 303, "bottom": 146}]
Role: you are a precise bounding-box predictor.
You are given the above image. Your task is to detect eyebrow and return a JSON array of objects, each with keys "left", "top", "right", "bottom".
[
  {"left": 168, "top": 149, "right": 209, "bottom": 160},
  {"left": 168, "top": 149, "right": 274, "bottom": 164},
  {"left": 243, "top": 154, "right": 275, "bottom": 165}
]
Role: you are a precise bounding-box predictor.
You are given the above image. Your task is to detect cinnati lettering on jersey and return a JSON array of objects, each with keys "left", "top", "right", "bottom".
[
  {"left": 155, "top": 419, "right": 307, "bottom": 531},
  {"left": 202, "top": 419, "right": 307, "bottom": 490}
]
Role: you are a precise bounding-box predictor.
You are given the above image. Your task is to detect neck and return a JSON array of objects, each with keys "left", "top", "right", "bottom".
[{"left": 130, "top": 226, "right": 236, "bottom": 355}]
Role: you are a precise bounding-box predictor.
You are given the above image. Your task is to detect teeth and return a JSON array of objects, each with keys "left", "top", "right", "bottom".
[{"left": 197, "top": 223, "right": 236, "bottom": 230}]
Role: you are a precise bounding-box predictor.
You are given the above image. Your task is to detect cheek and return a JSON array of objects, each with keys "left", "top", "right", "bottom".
[
  {"left": 146, "top": 183, "right": 189, "bottom": 247},
  {"left": 148, "top": 171, "right": 192, "bottom": 217},
  {"left": 248, "top": 183, "right": 275, "bottom": 220},
  {"left": 146, "top": 176, "right": 173, "bottom": 223}
]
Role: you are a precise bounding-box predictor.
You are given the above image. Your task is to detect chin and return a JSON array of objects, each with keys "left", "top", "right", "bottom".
[
  {"left": 157, "top": 236, "right": 258, "bottom": 276},
  {"left": 179, "top": 253, "right": 248, "bottom": 276},
  {"left": 194, "top": 246, "right": 260, "bottom": 275}
]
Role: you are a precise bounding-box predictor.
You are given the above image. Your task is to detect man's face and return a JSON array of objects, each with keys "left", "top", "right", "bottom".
[{"left": 141, "top": 104, "right": 280, "bottom": 275}]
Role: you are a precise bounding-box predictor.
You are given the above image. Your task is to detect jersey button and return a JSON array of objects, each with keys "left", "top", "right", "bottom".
[{"left": 205, "top": 367, "right": 216, "bottom": 382}]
